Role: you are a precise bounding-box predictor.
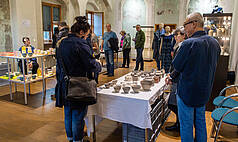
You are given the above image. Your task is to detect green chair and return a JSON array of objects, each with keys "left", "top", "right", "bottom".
[{"left": 211, "top": 107, "right": 238, "bottom": 142}]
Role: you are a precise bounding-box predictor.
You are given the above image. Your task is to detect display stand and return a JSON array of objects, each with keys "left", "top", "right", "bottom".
[
  {"left": 0, "top": 52, "right": 56, "bottom": 104},
  {"left": 87, "top": 71, "right": 171, "bottom": 142},
  {"left": 203, "top": 13, "right": 232, "bottom": 111}
]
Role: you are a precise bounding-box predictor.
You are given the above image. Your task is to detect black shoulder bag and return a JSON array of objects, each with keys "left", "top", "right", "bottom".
[{"left": 58, "top": 40, "right": 97, "bottom": 105}]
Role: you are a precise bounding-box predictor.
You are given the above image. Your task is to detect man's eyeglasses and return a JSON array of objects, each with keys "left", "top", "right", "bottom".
[{"left": 183, "top": 20, "right": 197, "bottom": 27}]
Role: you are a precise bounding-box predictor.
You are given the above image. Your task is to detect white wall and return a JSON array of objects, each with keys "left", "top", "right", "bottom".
[{"left": 9, "top": 0, "right": 42, "bottom": 50}]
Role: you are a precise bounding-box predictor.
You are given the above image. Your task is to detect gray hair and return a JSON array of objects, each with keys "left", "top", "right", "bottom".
[
  {"left": 174, "top": 26, "right": 185, "bottom": 35},
  {"left": 187, "top": 12, "right": 204, "bottom": 28}
]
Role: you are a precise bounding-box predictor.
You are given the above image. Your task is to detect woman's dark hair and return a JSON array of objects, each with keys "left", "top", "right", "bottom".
[
  {"left": 71, "top": 16, "right": 90, "bottom": 34},
  {"left": 22, "top": 37, "right": 30, "bottom": 43},
  {"left": 54, "top": 27, "right": 59, "bottom": 34}
]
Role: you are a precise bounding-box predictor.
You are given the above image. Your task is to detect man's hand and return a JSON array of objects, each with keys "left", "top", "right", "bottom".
[
  {"left": 165, "top": 74, "right": 173, "bottom": 85},
  {"left": 28, "top": 62, "right": 33, "bottom": 68}
]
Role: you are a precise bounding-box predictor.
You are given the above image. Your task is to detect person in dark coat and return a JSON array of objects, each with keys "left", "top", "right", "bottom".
[
  {"left": 152, "top": 23, "right": 165, "bottom": 70},
  {"left": 55, "top": 22, "right": 69, "bottom": 101},
  {"left": 165, "top": 26, "right": 186, "bottom": 132},
  {"left": 52, "top": 27, "right": 59, "bottom": 49},
  {"left": 55, "top": 16, "right": 101, "bottom": 142},
  {"left": 57, "top": 21, "right": 69, "bottom": 41}
]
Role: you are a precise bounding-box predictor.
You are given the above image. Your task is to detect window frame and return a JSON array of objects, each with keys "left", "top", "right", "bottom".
[
  {"left": 42, "top": 2, "right": 61, "bottom": 43},
  {"left": 86, "top": 10, "right": 104, "bottom": 36}
]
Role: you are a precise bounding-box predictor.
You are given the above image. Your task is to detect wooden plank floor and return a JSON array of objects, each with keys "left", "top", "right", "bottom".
[{"left": 0, "top": 60, "right": 237, "bottom": 142}]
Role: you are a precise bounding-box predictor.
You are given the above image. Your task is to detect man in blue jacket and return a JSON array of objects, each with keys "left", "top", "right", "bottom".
[
  {"left": 166, "top": 12, "right": 221, "bottom": 142},
  {"left": 101, "top": 24, "right": 118, "bottom": 77}
]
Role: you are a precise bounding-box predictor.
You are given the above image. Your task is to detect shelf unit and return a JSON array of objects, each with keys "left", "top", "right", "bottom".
[
  {"left": 203, "top": 13, "right": 232, "bottom": 55},
  {"left": 0, "top": 53, "right": 56, "bottom": 104}
]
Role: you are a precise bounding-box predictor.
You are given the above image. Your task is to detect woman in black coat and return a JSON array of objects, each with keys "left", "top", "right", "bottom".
[{"left": 55, "top": 16, "right": 101, "bottom": 142}]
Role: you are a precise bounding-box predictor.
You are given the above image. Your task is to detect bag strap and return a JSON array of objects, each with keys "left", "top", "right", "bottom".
[
  {"left": 57, "top": 37, "right": 70, "bottom": 80},
  {"left": 159, "top": 37, "right": 163, "bottom": 56}
]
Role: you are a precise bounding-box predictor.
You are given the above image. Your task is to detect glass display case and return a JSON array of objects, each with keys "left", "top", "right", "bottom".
[{"left": 203, "top": 13, "right": 233, "bottom": 55}]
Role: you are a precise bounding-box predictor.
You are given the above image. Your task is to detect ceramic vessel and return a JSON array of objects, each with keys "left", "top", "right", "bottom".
[
  {"left": 105, "top": 83, "right": 110, "bottom": 89},
  {"left": 153, "top": 76, "right": 160, "bottom": 83},
  {"left": 132, "top": 75, "right": 139, "bottom": 81},
  {"left": 122, "top": 86, "right": 130, "bottom": 94},
  {"left": 132, "top": 85, "right": 141, "bottom": 93},
  {"left": 141, "top": 80, "right": 153, "bottom": 91},
  {"left": 113, "top": 85, "right": 121, "bottom": 93}
]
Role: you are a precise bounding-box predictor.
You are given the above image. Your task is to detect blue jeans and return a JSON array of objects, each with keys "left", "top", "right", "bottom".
[
  {"left": 105, "top": 49, "right": 114, "bottom": 75},
  {"left": 64, "top": 105, "right": 88, "bottom": 142},
  {"left": 135, "top": 48, "right": 144, "bottom": 70},
  {"left": 177, "top": 95, "right": 207, "bottom": 142}
]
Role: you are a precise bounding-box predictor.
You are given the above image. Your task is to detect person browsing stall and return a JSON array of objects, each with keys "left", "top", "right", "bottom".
[
  {"left": 166, "top": 12, "right": 221, "bottom": 142},
  {"left": 101, "top": 24, "right": 118, "bottom": 77}
]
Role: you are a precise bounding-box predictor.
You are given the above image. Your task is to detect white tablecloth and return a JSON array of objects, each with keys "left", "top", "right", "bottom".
[{"left": 87, "top": 73, "right": 166, "bottom": 129}]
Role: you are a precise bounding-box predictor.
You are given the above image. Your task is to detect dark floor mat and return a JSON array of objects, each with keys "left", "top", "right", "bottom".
[{"left": 0, "top": 88, "right": 55, "bottom": 108}]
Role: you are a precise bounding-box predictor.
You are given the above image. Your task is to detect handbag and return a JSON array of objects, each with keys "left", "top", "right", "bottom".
[{"left": 58, "top": 39, "right": 97, "bottom": 105}]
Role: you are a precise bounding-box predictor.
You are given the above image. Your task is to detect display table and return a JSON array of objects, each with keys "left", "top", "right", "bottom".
[
  {"left": 0, "top": 52, "right": 56, "bottom": 104},
  {"left": 87, "top": 72, "right": 170, "bottom": 142}
]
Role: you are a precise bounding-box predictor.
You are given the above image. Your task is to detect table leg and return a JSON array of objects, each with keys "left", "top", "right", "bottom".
[
  {"left": 22, "top": 59, "right": 27, "bottom": 104},
  {"left": 7, "top": 58, "right": 13, "bottom": 101},
  {"left": 15, "top": 83, "right": 17, "bottom": 93},
  {"left": 41, "top": 57, "right": 46, "bottom": 102},
  {"left": 88, "top": 115, "right": 96, "bottom": 142},
  {"left": 28, "top": 83, "right": 30, "bottom": 94}
]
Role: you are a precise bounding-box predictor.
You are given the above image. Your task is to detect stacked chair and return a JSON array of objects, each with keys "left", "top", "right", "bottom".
[{"left": 211, "top": 85, "right": 238, "bottom": 142}]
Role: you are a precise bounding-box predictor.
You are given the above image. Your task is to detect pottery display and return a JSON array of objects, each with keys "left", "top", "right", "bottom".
[
  {"left": 32, "top": 74, "right": 37, "bottom": 79},
  {"left": 105, "top": 83, "right": 110, "bottom": 89},
  {"left": 125, "top": 75, "right": 132, "bottom": 81},
  {"left": 153, "top": 76, "right": 160, "bottom": 83},
  {"left": 113, "top": 85, "right": 121, "bottom": 93},
  {"left": 132, "top": 75, "right": 139, "bottom": 81},
  {"left": 141, "top": 79, "right": 153, "bottom": 91},
  {"left": 122, "top": 86, "right": 130, "bottom": 94},
  {"left": 14, "top": 72, "right": 20, "bottom": 76},
  {"left": 131, "top": 85, "right": 141, "bottom": 93},
  {"left": 112, "top": 80, "right": 118, "bottom": 85}
]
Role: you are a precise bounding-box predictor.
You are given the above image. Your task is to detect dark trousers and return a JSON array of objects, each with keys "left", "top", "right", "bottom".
[
  {"left": 135, "top": 48, "right": 144, "bottom": 71},
  {"left": 18, "top": 60, "right": 39, "bottom": 74},
  {"left": 105, "top": 49, "right": 114, "bottom": 75},
  {"left": 122, "top": 48, "right": 131, "bottom": 67}
]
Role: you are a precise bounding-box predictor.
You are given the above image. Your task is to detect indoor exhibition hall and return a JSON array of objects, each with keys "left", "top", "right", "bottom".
[{"left": 0, "top": 0, "right": 238, "bottom": 142}]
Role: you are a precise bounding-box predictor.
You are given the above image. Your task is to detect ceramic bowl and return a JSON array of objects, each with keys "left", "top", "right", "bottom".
[
  {"left": 112, "top": 80, "right": 118, "bottom": 85},
  {"left": 14, "top": 72, "right": 20, "bottom": 76},
  {"left": 113, "top": 85, "right": 121, "bottom": 93},
  {"left": 105, "top": 83, "right": 110, "bottom": 89},
  {"left": 132, "top": 85, "right": 141, "bottom": 93},
  {"left": 122, "top": 86, "right": 130, "bottom": 94},
  {"left": 22, "top": 53, "right": 27, "bottom": 57},
  {"left": 32, "top": 74, "right": 37, "bottom": 79},
  {"left": 153, "top": 76, "right": 160, "bottom": 83},
  {"left": 132, "top": 75, "right": 139, "bottom": 81},
  {"left": 141, "top": 80, "right": 153, "bottom": 91},
  {"left": 28, "top": 53, "right": 33, "bottom": 57}
]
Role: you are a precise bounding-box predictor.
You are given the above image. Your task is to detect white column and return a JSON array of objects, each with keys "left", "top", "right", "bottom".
[{"left": 229, "top": 0, "right": 238, "bottom": 83}]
